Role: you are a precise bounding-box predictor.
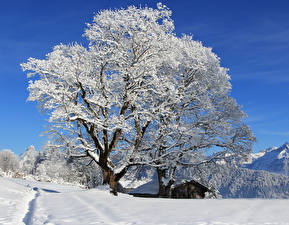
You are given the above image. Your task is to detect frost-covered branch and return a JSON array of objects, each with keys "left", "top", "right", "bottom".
[{"left": 22, "top": 3, "right": 255, "bottom": 195}]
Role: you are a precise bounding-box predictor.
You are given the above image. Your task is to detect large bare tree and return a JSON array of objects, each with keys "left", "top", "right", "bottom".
[{"left": 22, "top": 3, "right": 255, "bottom": 195}]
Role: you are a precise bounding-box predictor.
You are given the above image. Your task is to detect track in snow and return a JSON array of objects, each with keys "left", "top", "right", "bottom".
[
  {"left": 23, "top": 187, "right": 40, "bottom": 225},
  {"left": 22, "top": 186, "right": 62, "bottom": 225}
]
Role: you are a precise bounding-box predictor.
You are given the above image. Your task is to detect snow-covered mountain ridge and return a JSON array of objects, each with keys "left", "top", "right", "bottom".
[{"left": 243, "top": 142, "right": 289, "bottom": 175}]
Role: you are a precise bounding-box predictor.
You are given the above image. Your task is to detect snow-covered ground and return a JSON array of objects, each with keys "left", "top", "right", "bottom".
[
  {"left": 0, "top": 177, "right": 34, "bottom": 225},
  {"left": 1, "top": 177, "right": 289, "bottom": 225}
]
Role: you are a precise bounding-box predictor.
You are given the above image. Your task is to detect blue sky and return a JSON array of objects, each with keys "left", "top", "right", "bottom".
[{"left": 0, "top": 0, "right": 289, "bottom": 155}]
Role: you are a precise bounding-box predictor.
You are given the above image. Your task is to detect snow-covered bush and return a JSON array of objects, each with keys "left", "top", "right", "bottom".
[
  {"left": 0, "top": 167, "right": 4, "bottom": 177},
  {"left": 0, "top": 149, "right": 20, "bottom": 174},
  {"left": 19, "top": 144, "right": 102, "bottom": 187}
]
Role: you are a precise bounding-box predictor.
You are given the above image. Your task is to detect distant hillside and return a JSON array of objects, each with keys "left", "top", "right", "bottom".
[
  {"left": 215, "top": 167, "right": 289, "bottom": 198},
  {"left": 243, "top": 142, "right": 289, "bottom": 175},
  {"left": 178, "top": 162, "right": 289, "bottom": 198}
]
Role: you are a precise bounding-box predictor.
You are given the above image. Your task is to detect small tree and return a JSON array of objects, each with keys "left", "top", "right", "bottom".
[
  {"left": 20, "top": 145, "right": 37, "bottom": 175},
  {"left": 0, "top": 149, "right": 20, "bottom": 174},
  {"left": 21, "top": 3, "right": 255, "bottom": 195}
]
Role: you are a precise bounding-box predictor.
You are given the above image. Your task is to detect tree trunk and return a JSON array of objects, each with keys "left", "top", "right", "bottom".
[
  {"left": 157, "top": 168, "right": 166, "bottom": 197},
  {"left": 102, "top": 169, "right": 118, "bottom": 196},
  {"left": 157, "top": 168, "right": 175, "bottom": 198}
]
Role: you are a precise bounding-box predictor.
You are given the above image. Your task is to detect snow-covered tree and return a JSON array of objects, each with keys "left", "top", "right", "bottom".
[
  {"left": 0, "top": 149, "right": 20, "bottom": 173},
  {"left": 20, "top": 145, "right": 37, "bottom": 175},
  {"left": 21, "top": 3, "right": 255, "bottom": 195},
  {"left": 29, "top": 143, "right": 102, "bottom": 187}
]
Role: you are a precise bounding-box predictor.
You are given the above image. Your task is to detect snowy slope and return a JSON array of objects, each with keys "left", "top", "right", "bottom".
[
  {"left": 244, "top": 142, "right": 289, "bottom": 175},
  {"left": 215, "top": 142, "right": 289, "bottom": 198},
  {"left": 0, "top": 177, "right": 34, "bottom": 225},
  {"left": 215, "top": 167, "right": 289, "bottom": 198},
  {"left": 1, "top": 177, "right": 289, "bottom": 225}
]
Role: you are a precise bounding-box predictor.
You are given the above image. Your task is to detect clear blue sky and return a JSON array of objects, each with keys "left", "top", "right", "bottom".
[{"left": 1, "top": 0, "right": 289, "bottom": 155}]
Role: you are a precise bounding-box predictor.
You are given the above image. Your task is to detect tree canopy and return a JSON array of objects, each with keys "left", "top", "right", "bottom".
[{"left": 21, "top": 3, "right": 255, "bottom": 195}]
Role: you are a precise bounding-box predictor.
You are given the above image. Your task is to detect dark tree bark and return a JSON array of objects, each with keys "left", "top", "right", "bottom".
[
  {"left": 156, "top": 168, "right": 175, "bottom": 198},
  {"left": 102, "top": 169, "right": 118, "bottom": 195}
]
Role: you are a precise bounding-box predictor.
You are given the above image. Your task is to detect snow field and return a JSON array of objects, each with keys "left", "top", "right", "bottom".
[
  {"left": 0, "top": 177, "right": 34, "bottom": 225},
  {"left": 1, "top": 177, "right": 289, "bottom": 225}
]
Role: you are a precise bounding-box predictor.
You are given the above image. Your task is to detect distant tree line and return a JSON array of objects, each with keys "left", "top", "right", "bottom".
[{"left": 0, "top": 146, "right": 102, "bottom": 188}]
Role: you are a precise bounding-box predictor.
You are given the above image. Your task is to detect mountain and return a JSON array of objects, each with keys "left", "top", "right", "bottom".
[
  {"left": 215, "top": 167, "right": 289, "bottom": 198},
  {"left": 243, "top": 142, "right": 289, "bottom": 175},
  {"left": 205, "top": 143, "right": 289, "bottom": 198},
  {"left": 177, "top": 163, "right": 289, "bottom": 198}
]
